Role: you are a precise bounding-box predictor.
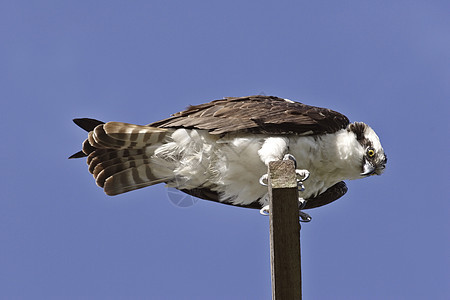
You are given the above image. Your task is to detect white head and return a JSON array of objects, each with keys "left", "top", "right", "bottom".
[{"left": 347, "top": 122, "right": 387, "bottom": 177}]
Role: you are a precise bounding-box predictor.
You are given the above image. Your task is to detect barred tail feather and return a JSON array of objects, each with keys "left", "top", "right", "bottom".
[
  {"left": 95, "top": 158, "right": 152, "bottom": 187},
  {"left": 87, "top": 122, "right": 169, "bottom": 150},
  {"left": 92, "top": 155, "right": 147, "bottom": 178},
  {"left": 89, "top": 150, "right": 149, "bottom": 174},
  {"left": 103, "top": 164, "right": 168, "bottom": 196},
  {"left": 82, "top": 138, "right": 98, "bottom": 156},
  {"left": 87, "top": 148, "right": 152, "bottom": 172},
  {"left": 71, "top": 119, "right": 174, "bottom": 196}
]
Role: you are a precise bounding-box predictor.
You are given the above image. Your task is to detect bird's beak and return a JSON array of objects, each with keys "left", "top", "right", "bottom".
[{"left": 361, "top": 161, "right": 376, "bottom": 176}]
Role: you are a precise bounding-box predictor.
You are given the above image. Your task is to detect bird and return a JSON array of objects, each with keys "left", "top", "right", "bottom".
[{"left": 70, "top": 95, "right": 387, "bottom": 215}]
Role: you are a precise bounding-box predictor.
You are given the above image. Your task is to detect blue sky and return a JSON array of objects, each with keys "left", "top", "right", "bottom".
[{"left": 1, "top": 1, "right": 449, "bottom": 299}]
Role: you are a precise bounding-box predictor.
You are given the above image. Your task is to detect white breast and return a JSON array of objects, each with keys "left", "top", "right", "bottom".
[{"left": 151, "top": 128, "right": 362, "bottom": 207}]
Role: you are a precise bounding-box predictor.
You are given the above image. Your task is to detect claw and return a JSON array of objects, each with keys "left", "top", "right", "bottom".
[
  {"left": 298, "top": 198, "right": 311, "bottom": 222},
  {"left": 259, "top": 174, "right": 268, "bottom": 186},
  {"left": 298, "top": 197, "right": 307, "bottom": 209},
  {"left": 260, "top": 200, "right": 312, "bottom": 222},
  {"left": 295, "top": 169, "right": 310, "bottom": 182},
  {"left": 299, "top": 211, "right": 312, "bottom": 222},
  {"left": 298, "top": 182, "right": 306, "bottom": 192},
  {"left": 260, "top": 155, "right": 312, "bottom": 221},
  {"left": 295, "top": 169, "right": 310, "bottom": 191},
  {"left": 283, "top": 153, "right": 297, "bottom": 168},
  {"left": 260, "top": 204, "right": 312, "bottom": 222},
  {"left": 260, "top": 205, "right": 270, "bottom": 215}
]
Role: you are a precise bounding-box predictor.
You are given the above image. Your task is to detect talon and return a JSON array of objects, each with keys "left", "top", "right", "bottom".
[
  {"left": 298, "top": 197, "right": 312, "bottom": 222},
  {"left": 298, "top": 198, "right": 307, "bottom": 209},
  {"left": 260, "top": 205, "right": 270, "bottom": 215},
  {"left": 259, "top": 174, "right": 268, "bottom": 186},
  {"left": 299, "top": 211, "right": 312, "bottom": 222},
  {"left": 298, "top": 182, "right": 305, "bottom": 192},
  {"left": 283, "top": 154, "right": 297, "bottom": 168},
  {"left": 295, "top": 169, "right": 310, "bottom": 192},
  {"left": 295, "top": 169, "right": 310, "bottom": 182}
]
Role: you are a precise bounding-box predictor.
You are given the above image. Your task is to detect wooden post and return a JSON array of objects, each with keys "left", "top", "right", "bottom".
[{"left": 268, "top": 160, "right": 302, "bottom": 300}]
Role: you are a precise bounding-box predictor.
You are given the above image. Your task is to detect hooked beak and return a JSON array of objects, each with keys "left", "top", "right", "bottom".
[
  {"left": 361, "top": 159, "right": 386, "bottom": 177},
  {"left": 361, "top": 161, "right": 376, "bottom": 176}
]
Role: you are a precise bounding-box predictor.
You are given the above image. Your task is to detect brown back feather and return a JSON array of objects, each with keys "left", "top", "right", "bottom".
[{"left": 149, "top": 95, "right": 349, "bottom": 135}]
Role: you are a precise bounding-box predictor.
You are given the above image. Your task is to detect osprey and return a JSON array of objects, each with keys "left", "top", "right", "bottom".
[{"left": 70, "top": 95, "right": 386, "bottom": 214}]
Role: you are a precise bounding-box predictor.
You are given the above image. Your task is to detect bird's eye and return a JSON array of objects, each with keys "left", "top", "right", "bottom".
[{"left": 367, "top": 148, "right": 375, "bottom": 158}]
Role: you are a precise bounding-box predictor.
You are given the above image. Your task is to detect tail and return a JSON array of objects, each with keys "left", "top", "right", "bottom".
[
  {"left": 70, "top": 118, "right": 171, "bottom": 196},
  {"left": 69, "top": 118, "right": 105, "bottom": 158}
]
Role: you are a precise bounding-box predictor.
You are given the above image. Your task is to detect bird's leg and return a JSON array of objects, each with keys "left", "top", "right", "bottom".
[
  {"left": 258, "top": 137, "right": 290, "bottom": 166},
  {"left": 258, "top": 137, "right": 289, "bottom": 188},
  {"left": 258, "top": 138, "right": 308, "bottom": 185},
  {"left": 259, "top": 151, "right": 312, "bottom": 222}
]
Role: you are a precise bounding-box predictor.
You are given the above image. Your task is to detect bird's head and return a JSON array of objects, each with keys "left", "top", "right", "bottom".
[{"left": 347, "top": 122, "right": 387, "bottom": 177}]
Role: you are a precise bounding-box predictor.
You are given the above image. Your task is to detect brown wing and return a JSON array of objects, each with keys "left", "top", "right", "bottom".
[
  {"left": 303, "top": 181, "right": 348, "bottom": 209},
  {"left": 149, "top": 95, "right": 349, "bottom": 135},
  {"left": 179, "top": 188, "right": 262, "bottom": 209},
  {"left": 180, "top": 181, "right": 348, "bottom": 210}
]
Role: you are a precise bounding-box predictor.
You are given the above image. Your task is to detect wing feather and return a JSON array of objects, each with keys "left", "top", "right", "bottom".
[
  {"left": 303, "top": 181, "right": 348, "bottom": 209},
  {"left": 149, "top": 95, "right": 349, "bottom": 135}
]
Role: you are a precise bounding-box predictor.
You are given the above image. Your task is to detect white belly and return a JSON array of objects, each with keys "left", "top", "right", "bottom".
[{"left": 151, "top": 129, "right": 347, "bottom": 206}]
